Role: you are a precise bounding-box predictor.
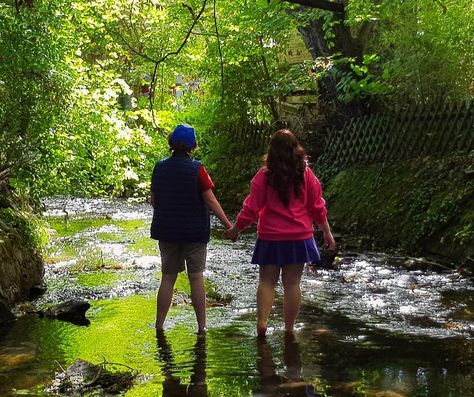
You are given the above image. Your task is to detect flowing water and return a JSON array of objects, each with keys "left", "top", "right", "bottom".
[{"left": 0, "top": 198, "right": 473, "bottom": 396}]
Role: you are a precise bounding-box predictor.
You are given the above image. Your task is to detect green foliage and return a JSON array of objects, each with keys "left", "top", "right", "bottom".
[
  {"left": 0, "top": 0, "right": 173, "bottom": 199},
  {"left": 198, "top": 131, "right": 263, "bottom": 208},
  {"left": 0, "top": 207, "right": 48, "bottom": 250},
  {"left": 1, "top": 0, "right": 473, "bottom": 203},
  {"left": 334, "top": 53, "right": 392, "bottom": 103},
  {"left": 0, "top": 1, "right": 73, "bottom": 202},
  {"left": 372, "top": 0, "right": 474, "bottom": 102},
  {"left": 296, "top": 0, "right": 473, "bottom": 105}
]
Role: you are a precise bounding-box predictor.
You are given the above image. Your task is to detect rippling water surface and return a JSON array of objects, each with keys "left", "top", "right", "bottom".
[{"left": 0, "top": 198, "right": 472, "bottom": 396}]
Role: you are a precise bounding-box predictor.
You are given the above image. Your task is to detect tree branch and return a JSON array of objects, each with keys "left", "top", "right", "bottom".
[
  {"left": 153, "top": 0, "right": 208, "bottom": 66},
  {"left": 110, "top": 0, "right": 209, "bottom": 129},
  {"left": 114, "top": 29, "right": 159, "bottom": 64},
  {"left": 433, "top": 0, "right": 447, "bottom": 14},
  {"left": 213, "top": 0, "right": 224, "bottom": 104},
  {"left": 282, "top": 0, "right": 345, "bottom": 14},
  {"left": 356, "top": 19, "right": 376, "bottom": 56}
]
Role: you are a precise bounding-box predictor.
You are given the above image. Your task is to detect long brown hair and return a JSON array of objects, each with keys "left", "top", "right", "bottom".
[{"left": 265, "top": 129, "right": 307, "bottom": 206}]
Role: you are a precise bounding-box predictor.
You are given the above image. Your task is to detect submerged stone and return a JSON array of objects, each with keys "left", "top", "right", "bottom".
[
  {"left": 43, "top": 299, "right": 91, "bottom": 326},
  {"left": 28, "top": 283, "right": 47, "bottom": 300},
  {"left": 0, "top": 297, "right": 14, "bottom": 325},
  {"left": 45, "top": 358, "right": 136, "bottom": 396}
]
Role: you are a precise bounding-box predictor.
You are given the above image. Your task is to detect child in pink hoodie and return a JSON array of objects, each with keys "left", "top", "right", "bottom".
[{"left": 226, "top": 129, "right": 336, "bottom": 336}]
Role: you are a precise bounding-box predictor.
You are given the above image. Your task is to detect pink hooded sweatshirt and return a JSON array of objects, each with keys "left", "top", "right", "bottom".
[{"left": 235, "top": 166, "right": 328, "bottom": 241}]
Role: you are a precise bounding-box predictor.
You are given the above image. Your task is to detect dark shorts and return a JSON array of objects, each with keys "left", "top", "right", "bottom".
[
  {"left": 158, "top": 242, "right": 207, "bottom": 274},
  {"left": 251, "top": 237, "right": 320, "bottom": 266}
]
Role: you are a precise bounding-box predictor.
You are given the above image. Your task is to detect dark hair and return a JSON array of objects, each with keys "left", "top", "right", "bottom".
[
  {"left": 265, "top": 129, "right": 307, "bottom": 206},
  {"left": 168, "top": 137, "right": 191, "bottom": 155}
]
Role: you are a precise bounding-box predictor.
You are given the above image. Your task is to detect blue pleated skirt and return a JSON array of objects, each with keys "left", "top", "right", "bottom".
[{"left": 251, "top": 237, "right": 320, "bottom": 266}]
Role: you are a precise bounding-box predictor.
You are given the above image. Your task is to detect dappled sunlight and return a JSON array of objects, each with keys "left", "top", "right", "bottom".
[{"left": 1, "top": 199, "right": 473, "bottom": 396}]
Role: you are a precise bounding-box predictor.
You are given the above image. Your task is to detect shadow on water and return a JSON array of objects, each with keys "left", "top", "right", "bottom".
[
  {"left": 156, "top": 331, "right": 208, "bottom": 397},
  {"left": 1, "top": 294, "right": 473, "bottom": 396},
  {"left": 254, "top": 333, "right": 317, "bottom": 397},
  {"left": 0, "top": 198, "right": 473, "bottom": 396}
]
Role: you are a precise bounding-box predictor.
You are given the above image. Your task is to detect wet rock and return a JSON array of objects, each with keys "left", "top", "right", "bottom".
[
  {"left": 458, "top": 256, "right": 474, "bottom": 278},
  {"left": 43, "top": 300, "right": 91, "bottom": 326},
  {"left": 403, "top": 257, "right": 451, "bottom": 272},
  {"left": 0, "top": 229, "right": 44, "bottom": 307},
  {"left": 0, "top": 352, "right": 35, "bottom": 367},
  {"left": 396, "top": 274, "right": 417, "bottom": 289},
  {"left": 310, "top": 248, "right": 338, "bottom": 269},
  {"left": 172, "top": 292, "right": 190, "bottom": 306},
  {"left": 45, "top": 358, "right": 136, "bottom": 396},
  {"left": 28, "top": 283, "right": 47, "bottom": 300},
  {"left": 384, "top": 255, "right": 409, "bottom": 267},
  {"left": 0, "top": 297, "right": 15, "bottom": 325}
]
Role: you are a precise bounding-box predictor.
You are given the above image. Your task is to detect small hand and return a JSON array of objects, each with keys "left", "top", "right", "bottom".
[
  {"left": 225, "top": 225, "right": 239, "bottom": 242},
  {"left": 324, "top": 231, "right": 337, "bottom": 251}
]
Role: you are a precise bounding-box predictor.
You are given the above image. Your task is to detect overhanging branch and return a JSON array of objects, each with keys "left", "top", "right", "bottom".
[
  {"left": 282, "top": 0, "right": 345, "bottom": 14},
  {"left": 109, "top": 0, "right": 209, "bottom": 130}
]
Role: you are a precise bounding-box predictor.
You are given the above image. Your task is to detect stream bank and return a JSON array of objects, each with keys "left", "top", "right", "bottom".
[
  {"left": 0, "top": 174, "right": 45, "bottom": 325},
  {"left": 321, "top": 153, "right": 474, "bottom": 268}
]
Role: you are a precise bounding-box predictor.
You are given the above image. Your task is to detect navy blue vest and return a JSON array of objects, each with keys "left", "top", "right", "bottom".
[{"left": 150, "top": 155, "right": 210, "bottom": 242}]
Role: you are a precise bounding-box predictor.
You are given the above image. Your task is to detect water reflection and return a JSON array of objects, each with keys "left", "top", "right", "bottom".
[
  {"left": 255, "top": 334, "right": 316, "bottom": 397},
  {"left": 156, "top": 331, "right": 208, "bottom": 397}
]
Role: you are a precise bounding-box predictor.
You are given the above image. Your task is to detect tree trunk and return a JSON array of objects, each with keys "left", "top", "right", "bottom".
[
  {"left": 297, "top": 15, "right": 371, "bottom": 127},
  {"left": 284, "top": 1, "right": 379, "bottom": 127}
]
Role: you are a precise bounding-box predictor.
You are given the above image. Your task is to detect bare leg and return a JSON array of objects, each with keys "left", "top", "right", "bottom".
[
  {"left": 281, "top": 264, "right": 304, "bottom": 333},
  {"left": 188, "top": 271, "right": 207, "bottom": 332},
  {"left": 257, "top": 265, "right": 280, "bottom": 336},
  {"left": 156, "top": 273, "right": 178, "bottom": 330}
]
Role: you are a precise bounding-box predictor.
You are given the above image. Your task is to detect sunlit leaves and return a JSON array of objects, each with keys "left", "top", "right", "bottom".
[{"left": 371, "top": 0, "right": 474, "bottom": 102}]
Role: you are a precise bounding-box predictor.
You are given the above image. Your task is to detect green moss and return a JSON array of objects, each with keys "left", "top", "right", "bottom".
[
  {"left": 47, "top": 217, "right": 146, "bottom": 238},
  {"left": 0, "top": 207, "right": 48, "bottom": 250},
  {"left": 47, "top": 217, "right": 111, "bottom": 237},
  {"left": 174, "top": 273, "right": 191, "bottom": 295},
  {"left": 127, "top": 235, "right": 158, "bottom": 256},
  {"left": 324, "top": 154, "right": 474, "bottom": 262},
  {"left": 47, "top": 217, "right": 157, "bottom": 259},
  {"left": 75, "top": 271, "right": 123, "bottom": 288},
  {"left": 69, "top": 247, "right": 122, "bottom": 272}
]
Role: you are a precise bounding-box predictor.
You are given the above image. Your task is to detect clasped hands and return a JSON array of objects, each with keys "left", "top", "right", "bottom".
[{"left": 225, "top": 225, "right": 239, "bottom": 242}]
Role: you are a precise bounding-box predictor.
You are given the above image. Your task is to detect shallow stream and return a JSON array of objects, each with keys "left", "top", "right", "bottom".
[{"left": 0, "top": 198, "right": 473, "bottom": 396}]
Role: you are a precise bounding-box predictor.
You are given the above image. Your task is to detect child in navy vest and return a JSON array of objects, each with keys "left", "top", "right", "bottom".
[{"left": 150, "top": 124, "right": 232, "bottom": 334}]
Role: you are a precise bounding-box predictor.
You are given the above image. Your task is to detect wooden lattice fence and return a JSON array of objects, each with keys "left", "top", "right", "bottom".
[
  {"left": 215, "top": 119, "right": 317, "bottom": 152},
  {"left": 318, "top": 101, "right": 474, "bottom": 168},
  {"left": 216, "top": 121, "right": 281, "bottom": 151}
]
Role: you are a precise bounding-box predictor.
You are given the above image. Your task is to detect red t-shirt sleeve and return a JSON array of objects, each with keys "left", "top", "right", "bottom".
[{"left": 198, "top": 165, "right": 215, "bottom": 191}]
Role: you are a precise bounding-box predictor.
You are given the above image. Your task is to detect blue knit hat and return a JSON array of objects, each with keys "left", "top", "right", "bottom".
[{"left": 170, "top": 124, "right": 196, "bottom": 151}]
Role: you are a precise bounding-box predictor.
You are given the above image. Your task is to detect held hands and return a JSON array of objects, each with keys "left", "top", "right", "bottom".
[{"left": 225, "top": 225, "right": 239, "bottom": 242}]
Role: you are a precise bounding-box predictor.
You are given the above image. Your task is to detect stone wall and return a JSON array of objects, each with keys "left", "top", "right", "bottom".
[
  {"left": 0, "top": 171, "right": 45, "bottom": 325},
  {"left": 321, "top": 153, "right": 474, "bottom": 266},
  {"left": 0, "top": 226, "right": 44, "bottom": 325}
]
